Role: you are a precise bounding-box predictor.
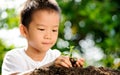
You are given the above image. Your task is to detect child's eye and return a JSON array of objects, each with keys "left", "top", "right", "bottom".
[
  {"left": 37, "top": 28, "right": 45, "bottom": 31},
  {"left": 52, "top": 30, "right": 58, "bottom": 32}
]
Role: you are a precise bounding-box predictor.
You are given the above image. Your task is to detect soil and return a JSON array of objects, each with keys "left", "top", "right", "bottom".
[
  {"left": 30, "top": 65, "right": 120, "bottom": 75},
  {"left": 69, "top": 57, "right": 77, "bottom": 67}
]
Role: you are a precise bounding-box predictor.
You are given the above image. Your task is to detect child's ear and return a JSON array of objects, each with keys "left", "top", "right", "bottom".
[{"left": 19, "top": 24, "right": 28, "bottom": 38}]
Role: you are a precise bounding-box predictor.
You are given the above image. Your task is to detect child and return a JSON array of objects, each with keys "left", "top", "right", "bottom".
[{"left": 2, "top": 0, "right": 84, "bottom": 75}]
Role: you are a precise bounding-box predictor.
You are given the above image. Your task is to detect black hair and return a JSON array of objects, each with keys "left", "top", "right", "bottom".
[{"left": 20, "top": 0, "right": 61, "bottom": 28}]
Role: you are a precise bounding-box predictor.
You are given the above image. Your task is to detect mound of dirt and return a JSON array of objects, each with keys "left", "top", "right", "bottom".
[{"left": 30, "top": 65, "right": 120, "bottom": 75}]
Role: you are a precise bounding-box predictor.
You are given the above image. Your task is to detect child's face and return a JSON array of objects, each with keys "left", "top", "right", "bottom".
[{"left": 26, "top": 10, "right": 60, "bottom": 52}]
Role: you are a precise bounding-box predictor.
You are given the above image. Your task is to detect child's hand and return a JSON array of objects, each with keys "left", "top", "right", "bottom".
[
  {"left": 75, "top": 58, "right": 84, "bottom": 67},
  {"left": 54, "top": 56, "right": 84, "bottom": 68},
  {"left": 54, "top": 56, "right": 72, "bottom": 68}
]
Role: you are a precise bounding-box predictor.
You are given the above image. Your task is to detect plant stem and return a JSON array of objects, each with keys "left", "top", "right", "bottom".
[{"left": 69, "top": 46, "right": 74, "bottom": 57}]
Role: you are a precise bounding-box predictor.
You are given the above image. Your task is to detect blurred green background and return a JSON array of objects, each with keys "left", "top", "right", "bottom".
[{"left": 0, "top": 0, "right": 120, "bottom": 74}]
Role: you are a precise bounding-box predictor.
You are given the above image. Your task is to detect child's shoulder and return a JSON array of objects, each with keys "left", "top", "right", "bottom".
[{"left": 5, "top": 47, "right": 25, "bottom": 57}]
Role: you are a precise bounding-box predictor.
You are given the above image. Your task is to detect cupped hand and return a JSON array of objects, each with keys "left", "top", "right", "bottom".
[
  {"left": 54, "top": 56, "right": 72, "bottom": 68},
  {"left": 75, "top": 58, "right": 84, "bottom": 67},
  {"left": 54, "top": 56, "right": 84, "bottom": 68}
]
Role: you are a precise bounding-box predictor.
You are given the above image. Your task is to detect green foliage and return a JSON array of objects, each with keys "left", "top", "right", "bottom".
[
  {"left": 56, "top": 0, "right": 120, "bottom": 68},
  {"left": 0, "top": 8, "right": 19, "bottom": 29},
  {"left": 69, "top": 46, "right": 75, "bottom": 57}
]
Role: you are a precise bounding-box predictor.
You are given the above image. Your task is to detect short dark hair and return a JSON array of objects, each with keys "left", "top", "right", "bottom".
[{"left": 20, "top": 0, "right": 61, "bottom": 28}]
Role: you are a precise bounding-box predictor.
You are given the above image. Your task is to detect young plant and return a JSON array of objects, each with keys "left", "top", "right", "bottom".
[{"left": 69, "top": 46, "right": 77, "bottom": 67}]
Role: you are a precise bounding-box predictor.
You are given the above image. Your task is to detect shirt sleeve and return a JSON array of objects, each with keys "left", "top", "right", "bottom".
[
  {"left": 2, "top": 50, "right": 26, "bottom": 75},
  {"left": 52, "top": 49, "right": 61, "bottom": 57}
]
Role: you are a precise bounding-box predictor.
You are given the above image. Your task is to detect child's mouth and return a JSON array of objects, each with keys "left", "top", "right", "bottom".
[{"left": 42, "top": 42, "right": 52, "bottom": 45}]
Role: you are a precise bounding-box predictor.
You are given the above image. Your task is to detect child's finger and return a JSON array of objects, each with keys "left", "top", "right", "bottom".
[
  {"left": 80, "top": 58, "right": 85, "bottom": 62},
  {"left": 54, "top": 56, "right": 72, "bottom": 67},
  {"left": 58, "top": 60, "right": 70, "bottom": 68},
  {"left": 60, "top": 56, "right": 72, "bottom": 67},
  {"left": 76, "top": 58, "right": 85, "bottom": 67},
  {"left": 64, "top": 56, "right": 72, "bottom": 67},
  {"left": 76, "top": 61, "right": 83, "bottom": 67}
]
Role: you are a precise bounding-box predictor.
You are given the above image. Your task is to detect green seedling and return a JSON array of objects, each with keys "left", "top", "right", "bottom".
[{"left": 69, "top": 46, "right": 77, "bottom": 67}]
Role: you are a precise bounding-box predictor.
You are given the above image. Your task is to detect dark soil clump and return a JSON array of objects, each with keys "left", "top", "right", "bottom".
[
  {"left": 30, "top": 65, "right": 120, "bottom": 75},
  {"left": 69, "top": 57, "right": 77, "bottom": 67}
]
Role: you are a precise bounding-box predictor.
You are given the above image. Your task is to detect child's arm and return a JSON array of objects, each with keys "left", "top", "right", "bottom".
[
  {"left": 44, "top": 55, "right": 84, "bottom": 68},
  {"left": 10, "top": 69, "right": 33, "bottom": 75},
  {"left": 14, "top": 56, "right": 84, "bottom": 75},
  {"left": 30, "top": 55, "right": 84, "bottom": 70},
  {"left": 9, "top": 56, "right": 70, "bottom": 75},
  {"left": 5, "top": 56, "right": 84, "bottom": 75}
]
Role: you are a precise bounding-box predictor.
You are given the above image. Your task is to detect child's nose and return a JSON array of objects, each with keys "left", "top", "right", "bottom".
[{"left": 44, "top": 31, "right": 52, "bottom": 39}]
